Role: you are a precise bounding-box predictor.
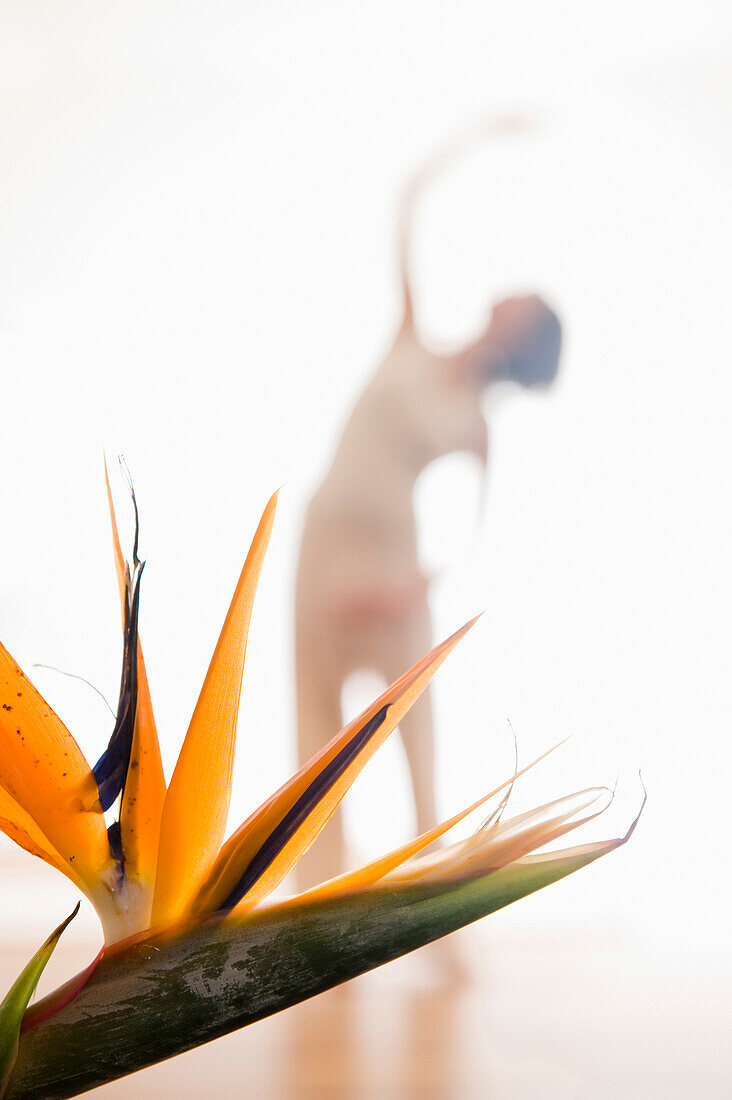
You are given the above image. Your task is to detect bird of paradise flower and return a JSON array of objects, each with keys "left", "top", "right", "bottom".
[{"left": 0, "top": 465, "right": 643, "bottom": 1100}]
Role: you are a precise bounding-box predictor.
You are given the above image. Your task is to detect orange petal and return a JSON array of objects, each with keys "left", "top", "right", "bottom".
[
  {"left": 119, "top": 651, "right": 166, "bottom": 887},
  {"left": 190, "top": 617, "right": 478, "bottom": 918},
  {"left": 105, "top": 460, "right": 162, "bottom": 784},
  {"left": 104, "top": 457, "right": 159, "bottom": 741},
  {"left": 0, "top": 642, "right": 110, "bottom": 886},
  {"left": 104, "top": 457, "right": 127, "bottom": 616},
  {"left": 151, "top": 491, "right": 278, "bottom": 925},
  {"left": 105, "top": 460, "right": 166, "bottom": 882},
  {"left": 298, "top": 740, "right": 564, "bottom": 902},
  {"left": 0, "top": 785, "right": 81, "bottom": 887}
]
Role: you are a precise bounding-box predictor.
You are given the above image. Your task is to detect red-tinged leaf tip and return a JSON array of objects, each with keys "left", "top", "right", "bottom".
[
  {"left": 21, "top": 946, "right": 103, "bottom": 1035},
  {"left": 0, "top": 905, "right": 80, "bottom": 1097}
]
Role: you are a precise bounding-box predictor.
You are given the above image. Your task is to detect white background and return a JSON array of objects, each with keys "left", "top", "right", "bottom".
[{"left": 0, "top": 0, "right": 730, "bottom": 999}]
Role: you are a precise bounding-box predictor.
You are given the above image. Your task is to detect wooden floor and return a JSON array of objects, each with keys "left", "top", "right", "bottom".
[{"left": 2, "top": 923, "right": 729, "bottom": 1099}]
